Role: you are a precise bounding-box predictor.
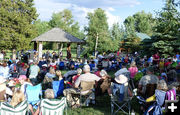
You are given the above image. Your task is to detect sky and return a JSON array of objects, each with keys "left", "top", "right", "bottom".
[{"left": 34, "top": 0, "right": 165, "bottom": 28}]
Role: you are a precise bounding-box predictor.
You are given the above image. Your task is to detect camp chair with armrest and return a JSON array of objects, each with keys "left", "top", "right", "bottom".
[
  {"left": 52, "top": 79, "right": 64, "bottom": 98},
  {"left": 145, "top": 84, "right": 157, "bottom": 98},
  {"left": 79, "top": 81, "right": 95, "bottom": 106},
  {"left": 144, "top": 89, "right": 166, "bottom": 115},
  {"left": 26, "top": 84, "right": 42, "bottom": 109},
  {"left": 0, "top": 100, "right": 29, "bottom": 115},
  {"left": 110, "top": 81, "right": 134, "bottom": 115},
  {"left": 39, "top": 97, "right": 67, "bottom": 115}
]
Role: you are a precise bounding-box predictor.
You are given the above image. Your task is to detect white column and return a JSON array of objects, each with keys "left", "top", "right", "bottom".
[
  {"left": 77, "top": 44, "right": 81, "bottom": 58},
  {"left": 38, "top": 42, "right": 43, "bottom": 59}
]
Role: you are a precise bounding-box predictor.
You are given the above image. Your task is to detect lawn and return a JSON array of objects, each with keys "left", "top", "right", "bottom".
[{"left": 61, "top": 70, "right": 142, "bottom": 115}]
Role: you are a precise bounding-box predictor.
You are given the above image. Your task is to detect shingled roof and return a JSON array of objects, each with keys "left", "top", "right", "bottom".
[{"left": 32, "top": 28, "right": 84, "bottom": 43}]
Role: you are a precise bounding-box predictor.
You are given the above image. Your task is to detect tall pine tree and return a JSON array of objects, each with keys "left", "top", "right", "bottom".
[{"left": 0, "top": 0, "right": 38, "bottom": 57}]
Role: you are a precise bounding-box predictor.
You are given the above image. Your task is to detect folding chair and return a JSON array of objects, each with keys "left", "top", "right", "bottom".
[
  {"left": 144, "top": 89, "right": 166, "bottom": 115},
  {"left": 80, "top": 81, "right": 96, "bottom": 106},
  {"left": 52, "top": 79, "right": 64, "bottom": 98},
  {"left": 26, "top": 84, "right": 42, "bottom": 108},
  {"left": 110, "top": 82, "right": 133, "bottom": 115},
  {"left": 145, "top": 84, "right": 157, "bottom": 98},
  {"left": 0, "top": 100, "right": 29, "bottom": 115},
  {"left": 39, "top": 97, "right": 67, "bottom": 115}
]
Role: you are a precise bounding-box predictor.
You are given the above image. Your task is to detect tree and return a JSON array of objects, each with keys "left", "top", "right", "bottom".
[
  {"left": 0, "top": 0, "right": 38, "bottom": 58},
  {"left": 49, "top": 9, "right": 83, "bottom": 39},
  {"left": 85, "top": 8, "right": 112, "bottom": 57},
  {"left": 110, "top": 23, "right": 125, "bottom": 52},
  {"left": 34, "top": 19, "right": 51, "bottom": 36},
  {"left": 151, "top": 0, "right": 180, "bottom": 56},
  {"left": 123, "top": 11, "right": 156, "bottom": 52}
]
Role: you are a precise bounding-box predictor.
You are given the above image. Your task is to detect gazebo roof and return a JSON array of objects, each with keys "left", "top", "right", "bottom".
[{"left": 32, "top": 28, "right": 84, "bottom": 43}]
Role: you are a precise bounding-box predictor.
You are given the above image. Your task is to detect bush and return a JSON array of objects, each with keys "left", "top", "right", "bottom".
[{"left": 134, "top": 72, "right": 143, "bottom": 82}]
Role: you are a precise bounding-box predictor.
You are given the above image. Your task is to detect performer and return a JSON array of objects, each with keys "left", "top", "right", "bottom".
[{"left": 67, "top": 43, "right": 71, "bottom": 59}]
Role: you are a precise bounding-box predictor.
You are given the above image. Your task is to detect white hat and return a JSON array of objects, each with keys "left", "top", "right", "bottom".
[
  {"left": 83, "top": 64, "right": 90, "bottom": 72},
  {"left": 42, "top": 64, "right": 48, "bottom": 67},
  {"left": 115, "top": 74, "right": 128, "bottom": 84},
  {"left": 100, "top": 70, "right": 107, "bottom": 77},
  {"left": 0, "top": 76, "right": 6, "bottom": 84}
]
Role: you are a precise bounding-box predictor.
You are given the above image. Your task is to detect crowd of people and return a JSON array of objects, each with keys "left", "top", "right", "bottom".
[{"left": 0, "top": 50, "right": 180, "bottom": 114}]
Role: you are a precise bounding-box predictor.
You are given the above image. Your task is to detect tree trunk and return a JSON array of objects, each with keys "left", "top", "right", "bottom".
[
  {"left": 95, "top": 33, "right": 98, "bottom": 58},
  {"left": 12, "top": 49, "right": 16, "bottom": 60}
]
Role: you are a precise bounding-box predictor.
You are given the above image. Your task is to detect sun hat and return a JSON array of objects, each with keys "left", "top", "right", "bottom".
[
  {"left": 100, "top": 70, "right": 107, "bottom": 77},
  {"left": 18, "top": 75, "right": 27, "bottom": 80},
  {"left": 42, "top": 64, "right": 48, "bottom": 67},
  {"left": 0, "top": 76, "right": 6, "bottom": 84},
  {"left": 115, "top": 74, "right": 128, "bottom": 84}
]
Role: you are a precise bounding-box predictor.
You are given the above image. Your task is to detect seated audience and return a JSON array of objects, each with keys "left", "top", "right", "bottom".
[
  {"left": 10, "top": 90, "right": 25, "bottom": 107},
  {"left": 138, "top": 67, "right": 159, "bottom": 98}
]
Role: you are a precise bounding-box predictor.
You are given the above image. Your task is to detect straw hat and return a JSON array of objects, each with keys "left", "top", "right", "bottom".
[
  {"left": 100, "top": 70, "right": 107, "bottom": 77},
  {"left": 115, "top": 74, "right": 128, "bottom": 84}
]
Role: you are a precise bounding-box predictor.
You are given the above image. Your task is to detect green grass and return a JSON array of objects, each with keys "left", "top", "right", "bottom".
[{"left": 60, "top": 70, "right": 142, "bottom": 115}]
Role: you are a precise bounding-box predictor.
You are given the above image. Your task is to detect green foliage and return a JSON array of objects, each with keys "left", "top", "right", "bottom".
[
  {"left": 85, "top": 8, "right": 112, "bottom": 55},
  {"left": 151, "top": 0, "right": 180, "bottom": 55},
  {"left": 0, "top": 0, "right": 38, "bottom": 51},
  {"left": 49, "top": 9, "right": 84, "bottom": 40},
  {"left": 34, "top": 19, "right": 51, "bottom": 36},
  {"left": 123, "top": 11, "right": 155, "bottom": 53},
  {"left": 110, "top": 23, "right": 125, "bottom": 51},
  {"left": 38, "top": 9, "right": 85, "bottom": 50},
  {"left": 134, "top": 72, "right": 143, "bottom": 82}
]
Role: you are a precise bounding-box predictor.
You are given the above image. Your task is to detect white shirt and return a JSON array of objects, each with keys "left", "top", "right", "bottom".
[
  {"left": 75, "top": 73, "right": 100, "bottom": 87},
  {"left": 0, "top": 66, "right": 10, "bottom": 78}
]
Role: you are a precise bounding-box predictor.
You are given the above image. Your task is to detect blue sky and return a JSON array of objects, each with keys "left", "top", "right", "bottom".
[{"left": 34, "top": 0, "right": 165, "bottom": 28}]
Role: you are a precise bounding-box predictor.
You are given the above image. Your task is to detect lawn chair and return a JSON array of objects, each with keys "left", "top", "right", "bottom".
[
  {"left": 145, "top": 84, "right": 157, "bottom": 98},
  {"left": 144, "top": 89, "right": 166, "bottom": 115},
  {"left": 0, "top": 100, "right": 29, "bottom": 115},
  {"left": 26, "top": 84, "right": 42, "bottom": 109},
  {"left": 80, "top": 81, "right": 96, "bottom": 106},
  {"left": 39, "top": 97, "right": 67, "bottom": 115},
  {"left": 52, "top": 79, "right": 64, "bottom": 98},
  {"left": 110, "top": 82, "right": 133, "bottom": 115}
]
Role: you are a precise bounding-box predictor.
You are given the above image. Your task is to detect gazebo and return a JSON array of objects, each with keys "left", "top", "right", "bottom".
[{"left": 32, "top": 27, "right": 84, "bottom": 59}]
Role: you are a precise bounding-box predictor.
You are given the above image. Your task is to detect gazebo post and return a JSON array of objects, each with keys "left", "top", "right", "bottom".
[
  {"left": 77, "top": 44, "right": 81, "bottom": 59},
  {"left": 38, "top": 41, "right": 43, "bottom": 59}
]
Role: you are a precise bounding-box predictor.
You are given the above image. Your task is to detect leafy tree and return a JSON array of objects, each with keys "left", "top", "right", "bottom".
[
  {"left": 34, "top": 19, "right": 51, "bottom": 36},
  {"left": 110, "top": 23, "right": 125, "bottom": 52},
  {"left": 151, "top": 0, "right": 180, "bottom": 56},
  {"left": 49, "top": 9, "right": 84, "bottom": 39},
  {"left": 85, "top": 8, "right": 112, "bottom": 57},
  {"left": 123, "top": 11, "right": 156, "bottom": 53},
  {"left": 0, "top": 0, "right": 38, "bottom": 57}
]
